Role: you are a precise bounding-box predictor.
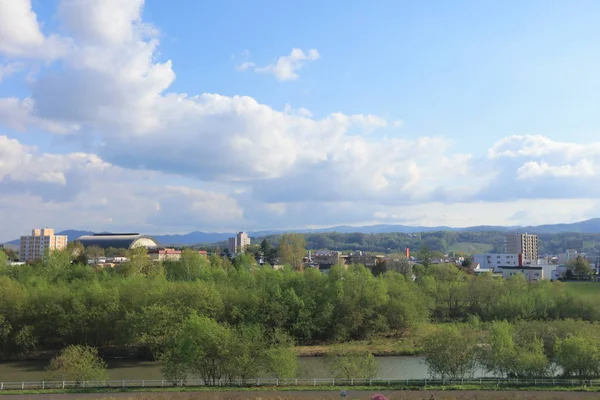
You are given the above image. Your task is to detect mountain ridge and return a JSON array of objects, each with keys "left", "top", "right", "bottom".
[{"left": 4, "top": 218, "right": 600, "bottom": 246}]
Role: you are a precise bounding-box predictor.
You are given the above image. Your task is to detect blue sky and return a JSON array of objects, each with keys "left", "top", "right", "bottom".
[{"left": 1, "top": 0, "right": 600, "bottom": 241}]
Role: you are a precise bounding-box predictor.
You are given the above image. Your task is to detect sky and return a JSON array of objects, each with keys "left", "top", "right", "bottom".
[{"left": 1, "top": 0, "right": 600, "bottom": 241}]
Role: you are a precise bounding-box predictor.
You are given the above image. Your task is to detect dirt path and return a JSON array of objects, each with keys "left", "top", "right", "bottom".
[{"left": 2, "top": 390, "right": 599, "bottom": 400}]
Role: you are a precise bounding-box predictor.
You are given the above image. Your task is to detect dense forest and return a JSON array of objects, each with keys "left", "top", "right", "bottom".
[{"left": 1, "top": 246, "right": 599, "bottom": 364}]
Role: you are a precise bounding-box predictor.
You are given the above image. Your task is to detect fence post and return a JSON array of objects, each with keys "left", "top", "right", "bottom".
[
  {"left": 142, "top": 380, "right": 144, "bottom": 388},
  {"left": 424, "top": 378, "right": 427, "bottom": 387},
  {"left": 370, "top": 379, "right": 372, "bottom": 386},
  {"left": 351, "top": 379, "right": 353, "bottom": 386},
  {"left": 332, "top": 378, "right": 334, "bottom": 386},
  {"left": 63, "top": 381, "right": 65, "bottom": 389},
  {"left": 276, "top": 379, "right": 279, "bottom": 386},
  {"left": 42, "top": 381, "right": 44, "bottom": 390},
  {"left": 1, "top": 382, "right": 3, "bottom": 390},
  {"left": 122, "top": 380, "right": 125, "bottom": 388},
  {"left": 314, "top": 378, "right": 316, "bottom": 386},
  {"left": 161, "top": 380, "right": 164, "bottom": 387},
  {"left": 295, "top": 379, "right": 298, "bottom": 386},
  {"left": 257, "top": 379, "right": 260, "bottom": 386}
]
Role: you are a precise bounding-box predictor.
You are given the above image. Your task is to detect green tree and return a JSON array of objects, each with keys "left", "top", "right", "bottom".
[
  {"left": 161, "top": 314, "right": 296, "bottom": 384},
  {"left": 568, "top": 256, "right": 594, "bottom": 280},
  {"left": 161, "top": 313, "right": 232, "bottom": 384},
  {"left": 327, "top": 348, "right": 379, "bottom": 379},
  {"left": 86, "top": 245, "right": 105, "bottom": 258},
  {"left": 417, "top": 246, "right": 433, "bottom": 268},
  {"left": 278, "top": 233, "right": 306, "bottom": 271},
  {"left": 44, "top": 345, "right": 108, "bottom": 383},
  {"left": 480, "top": 321, "right": 549, "bottom": 378},
  {"left": 0, "top": 251, "right": 8, "bottom": 275},
  {"left": 260, "top": 239, "right": 277, "bottom": 265},
  {"left": 555, "top": 335, "right": 600, "bottom": 377},
  {"left": 422, "top": 325, "right": 478, "bottom": 380}
]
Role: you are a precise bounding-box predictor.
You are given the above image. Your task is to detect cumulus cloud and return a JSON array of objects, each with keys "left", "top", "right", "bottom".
[
  {"left": 1, "top": 0, "right": 600, "bottom": 240},
  {"left": 238, "top": 48, "right": 320, "bottom": 81},
  {"left": 0, "top": 62, "right": 24, "bottom": 82},
  {"left": 0, "top": 0, "right": 70, "bottom": 59},
  {"left": 478, "top": 135, "right": 600, "bottom": 200}
]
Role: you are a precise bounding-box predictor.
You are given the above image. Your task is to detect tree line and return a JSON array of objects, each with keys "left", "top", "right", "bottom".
[
  {"left": 423, "top": 319, "right": 600, "bottom": 379},
  {"left": 2, "top": 242, "right": 600, "bottom": 362},
  {"left": 226, "top": 231, "right": 600, "bottom": 255}
]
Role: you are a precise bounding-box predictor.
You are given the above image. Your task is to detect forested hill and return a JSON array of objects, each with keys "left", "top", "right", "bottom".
[{"left": 246, "top": 231, "right": 600, "bottom": 255}]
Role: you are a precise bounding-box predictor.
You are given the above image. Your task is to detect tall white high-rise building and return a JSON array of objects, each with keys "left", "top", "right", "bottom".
[
  {"left": 506, "top": 233, "right": 539, "bottom": 262},
  {"left": 19, "top": 228, "right": 68, "bottom": 262},
  {"left": 228, "top": 231, "right": 250, "bottom": 255}
]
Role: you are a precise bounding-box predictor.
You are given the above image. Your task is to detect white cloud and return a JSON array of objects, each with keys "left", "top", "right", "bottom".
[
  {"left": 239, "top": 48, "right": 320, "bottom": 81},
  {"left": 2, "top": 1, "right": 600, "bottom": 241},
  {"left": 0, "top": 0, "right": 70, "bottom": 60},
  {"left": 517, "top": 160, "right": 596, "bottom": 179},
  {"left": 0, "top": 62, "right": 24, "bottom": 82},
  {"left": 236, "top": 61, "right": 255, "bottom": 72}
]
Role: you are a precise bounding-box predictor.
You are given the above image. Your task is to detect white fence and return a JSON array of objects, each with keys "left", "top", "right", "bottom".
[{"left": 0, "top": 377, "right": 600, "bottom": 390}]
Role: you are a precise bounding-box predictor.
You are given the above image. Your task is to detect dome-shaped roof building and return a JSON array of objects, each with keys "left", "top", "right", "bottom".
[{"left": 76, "top": 233, "right": 160, "bottom": 250}]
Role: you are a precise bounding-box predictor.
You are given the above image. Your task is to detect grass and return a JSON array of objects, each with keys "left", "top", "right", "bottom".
[
  {"left": 295, "top": 330, "right": 427, "bottom": 357},
  {"left": 447, "top": 242, "right": 493, "bottom": 254},
  {"left": 563, "top": 282, "right": 600, "bottom": 298}
]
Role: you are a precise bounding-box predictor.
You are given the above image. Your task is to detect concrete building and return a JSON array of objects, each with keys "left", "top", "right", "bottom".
[
  {"left": 227, "top": 232, "right": 250, "bottom": 255},
  {"left": 147, "top": 248, "right": 208, "bottom": 262},
  {"left": 19, "top": 228, "right": 68, "bottom": 262},
  {"left": 501, "top": 266, "right": 543, "bottom": 282},
  {"left": 473, "top": 253, "right": 521, "bottom": 271},
  {"left": 77, "top": 233, "right": 160, "bottom": 250},
  {"left": 558, "top": 249, "right": 578, "bottom": 265},
  {"left": 506, "top": 233, "right": 539, "bottom": 262}
]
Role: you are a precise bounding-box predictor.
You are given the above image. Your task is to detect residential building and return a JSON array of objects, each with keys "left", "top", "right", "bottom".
[
  {"left": 558, "top": 249, "right": 578, "bottom": 265},
  {"left": 147, "top": 247, "right": 208, "bottom": 262},
  {"left": 473, "top": 253, "right": 521, "bottom": 271},
  {"left": 506, "top": 233, "right": 539, "bottom": 262},
  {"left": 19, "top": 228, "right": 68, "bottom": 262},
  {"left": 501, "top": 266, "right": 543, "bottom": 282},
  {"left": 227, "top": 232, "right": 250, "bottom": 255}
]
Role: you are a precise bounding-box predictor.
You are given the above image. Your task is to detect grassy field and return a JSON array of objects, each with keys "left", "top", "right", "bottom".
[
  {"left": 563, "top": 282, "right": 600, "bottom": 297},
  {"left": 448, "top": 242, "right": 493, "bottom": 254}
]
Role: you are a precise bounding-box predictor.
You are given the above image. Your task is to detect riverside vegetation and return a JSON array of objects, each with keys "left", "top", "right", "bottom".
[{"left": 1, "top": 242, "right": 600, "bottom": 384}]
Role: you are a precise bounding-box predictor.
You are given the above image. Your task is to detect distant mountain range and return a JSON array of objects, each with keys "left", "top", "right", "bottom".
[{"left": 4, "top": 218, "right": 600, "bottom": 246}]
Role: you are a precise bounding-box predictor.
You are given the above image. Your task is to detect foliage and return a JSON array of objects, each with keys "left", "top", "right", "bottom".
[
  {"left": 479, "top": 321, "right": 549, "bottom": 378},
  {"left": 555, "top": 335, "right": 600, "bottom": 377},
  {"left": 422, "top": 325, "right": 478, "bottom": 380},
  {"left": 1, "top": 245, "right": 600, "bottom": 379},
  {"left": 278, "top": 233, "right": 307, "bottom": 271},
  {"left": 326, "top": 347, "right": 379, "bottom": 379},
  {"left": 160, "top": 314, "right": 297, "bottom": 384},
  {"left": 568, "top": 256, "right": 594, "bottom": 280},
  {"left": 44, "top": 345, "right": 108, "bottom": 383}
]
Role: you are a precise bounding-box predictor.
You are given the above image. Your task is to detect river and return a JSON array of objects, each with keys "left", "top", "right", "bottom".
[{"left": 0, "top": 357, "right": 492, "bottom": 382}]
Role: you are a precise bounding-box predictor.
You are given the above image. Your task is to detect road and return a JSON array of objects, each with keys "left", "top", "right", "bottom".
[{"left": 4, "top": 390, "right": 599, "bottom": 400}]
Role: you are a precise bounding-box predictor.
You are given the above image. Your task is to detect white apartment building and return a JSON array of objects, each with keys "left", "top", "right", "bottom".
[
  {"left": 227, "top": 231, "right": 250, "bottom": 255},
  {"left": 19, "top": 228, "right": 68, "bottom": 262},
  {"left": 506, "top": 233, "right": 539, "bottom": 262},
  {"left": 474, "top": 253, "right": 521, "bottom": 271}
]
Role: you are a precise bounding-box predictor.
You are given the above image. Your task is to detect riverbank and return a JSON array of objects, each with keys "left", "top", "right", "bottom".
[{"left": 294, "top": 337, "right": 420, "bottom": 357}]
